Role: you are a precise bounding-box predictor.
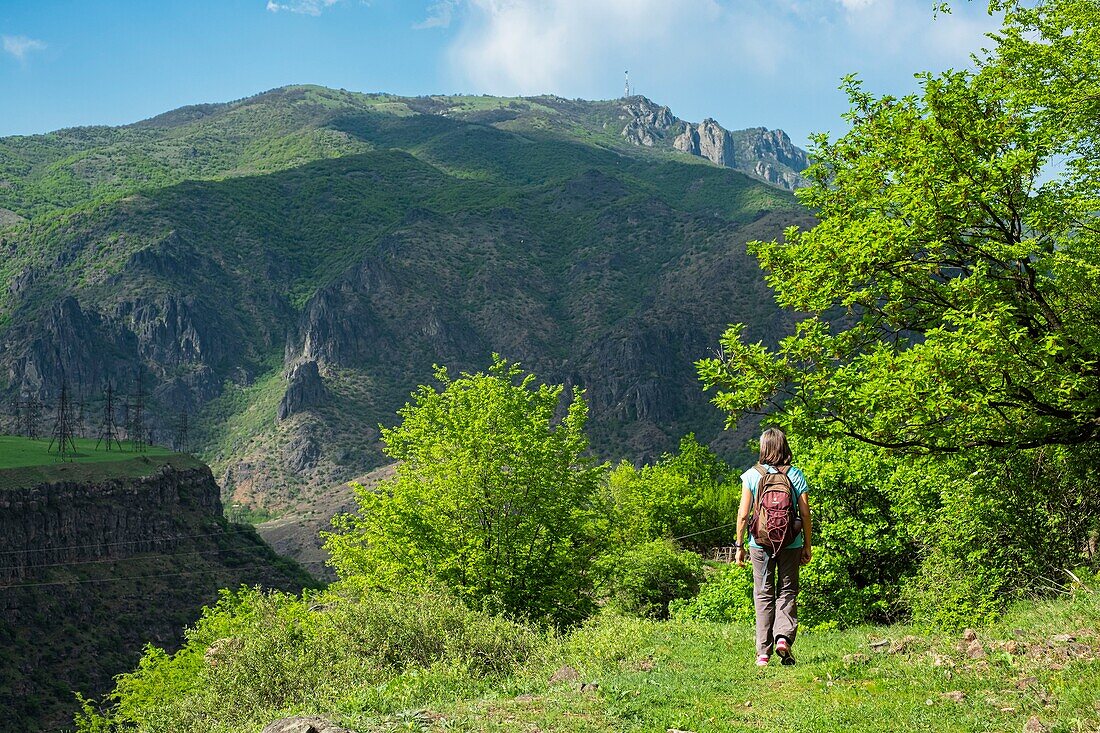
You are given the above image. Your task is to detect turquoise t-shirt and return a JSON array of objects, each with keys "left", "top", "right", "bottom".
[{"left": 740, "top": 464, "right": 809, "bottom": 550}]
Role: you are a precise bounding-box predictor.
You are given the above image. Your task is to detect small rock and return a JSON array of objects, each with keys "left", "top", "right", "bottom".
[
  {"left": 966, "top": 639, "right": 986, "bottom": 659},
  {"left": 549, "top": 665, "right": 580, "bottom": 684},
  {"left": 744, "top": 701, "right": 753, "bottom": 708},
  {"left": 869, "top": 638, "right": 890, "bottom": 652},
  {"left": 1004, "top": 640, "right": 1021, "bottom": 655},
  {"left": 891, "top": 635, "right": 922, "bottom": 654},
  {"left": 1016, "top": 676, "right": 1039, "bottom": 689},
  {"left": 261, "top": 718, "right": 354, "bottom": 733},
  {"left": 1068, "top": 642, "right": 1092, "bottom": 656},
  {"left": 667, "top": 729, "right": 695, "bottom": 733},
  {"left": 1023, "top": 716, "right": 1047, "bottom": 733},
  {"left": 962, "top": 628, "right": 978, "bottom": 642},
  {"left": 1012, "top": 628, "right": 1027, "bottom": 637},
  {"left": 1050, "top": 633, "right": 1075, "bottom": 644},
  {"left": 580, "top": 682, "right": 600, "bottom": 694},
  {"left": 925, "top": 698, "right": 935, "bottom": 706},
  {"left": 514, "top": 694, "right": 538, "bottom": 702},
  {"left": 942, "top": 690, "right": 967, "bottom": 702},
  {"left": 843, "top": 653, "right": 870, "bottom": 665}
]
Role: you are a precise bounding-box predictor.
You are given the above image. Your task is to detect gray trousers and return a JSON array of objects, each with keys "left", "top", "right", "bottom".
[{"left": 749, "top": 547, "right": 800, "bottom": 657}]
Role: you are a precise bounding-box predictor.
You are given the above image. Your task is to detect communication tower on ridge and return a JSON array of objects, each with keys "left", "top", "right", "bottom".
[{"left": 624, "top": 70, "right": 631, "bottom": 98}]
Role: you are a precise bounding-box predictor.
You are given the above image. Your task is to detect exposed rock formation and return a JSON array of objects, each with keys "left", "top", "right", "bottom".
[
  {"left": 674, "top": 118, "right": 737, "bottom": 168},
  {"left": 619, "top": 96, "right": 678, "bottom": 146},
  {"left": 0, "top": 457, "right": 313, "bottom": 730},
  {"left": 278, "top": 360, "right": 327, "bottom": 421},
  {"left": 0, "top": 458, "right": 216, "bottom": 581},
  {"left": 674, "top": 122, "right": 809, "bottom": 189}
]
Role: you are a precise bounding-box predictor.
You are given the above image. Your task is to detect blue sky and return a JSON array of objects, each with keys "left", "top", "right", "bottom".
[{"left": 1, "top": 0, "right": 1001, "bottom": 147}]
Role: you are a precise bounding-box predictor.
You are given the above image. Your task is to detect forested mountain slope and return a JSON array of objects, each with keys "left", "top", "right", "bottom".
[{"left": 0, "top": 85, "right": 811, "bottom": 511}]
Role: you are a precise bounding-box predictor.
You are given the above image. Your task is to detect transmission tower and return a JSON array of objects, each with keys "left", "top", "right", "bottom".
[
  {"left": 624, "top": 70, "right": 631, "bottom": 98},
  {"left": 95, "top": 381, "right": 123, "bottom": 451},
  {"left": 18, "top": 394, "right": 43, "bottom": 440},
  {"left": 173, "top": 410, "right": 190, "bottom": 453},
  {"left": 48, "top": 373, "right": 78, "bottom": 459}
]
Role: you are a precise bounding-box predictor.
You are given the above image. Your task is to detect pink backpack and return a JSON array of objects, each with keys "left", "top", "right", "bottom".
[{"left": 750, "top": 464, "right": 802, "bottom": 553}]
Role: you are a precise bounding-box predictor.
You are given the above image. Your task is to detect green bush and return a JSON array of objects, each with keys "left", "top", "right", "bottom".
[
  {"left": 76, "top": 584, "right": 544, "bottom": 733},
  {"left": 670, "top": 562, "right": 755, "bottom": 624},
  {"left": 595, "top": 540, "right": 705, "bottom": 619}
]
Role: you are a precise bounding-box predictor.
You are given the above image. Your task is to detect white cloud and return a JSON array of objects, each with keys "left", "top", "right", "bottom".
[
  {"left": 266, "top": 0, "right": 342, "bottom": 15},
  {"left": 436, "top": 0, "right": 999, "bottom": 102},
  {"left": 416, "top": 0, "right": 459, "bottom": 29},
  {"left": 2, "top": 35, "right": 47, "bottom": 61}
]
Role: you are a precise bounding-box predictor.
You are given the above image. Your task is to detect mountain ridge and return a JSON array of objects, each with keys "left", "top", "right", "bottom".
[{"left": 0, "top": 83, "right": 812, "bottom": 519}]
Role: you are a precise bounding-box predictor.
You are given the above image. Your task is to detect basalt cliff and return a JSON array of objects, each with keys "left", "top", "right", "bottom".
[{"left": 0, "top": 456, "right": 314, "bottom": 729}]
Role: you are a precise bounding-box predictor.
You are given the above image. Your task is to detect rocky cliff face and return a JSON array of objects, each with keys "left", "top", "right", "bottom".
[
  {"left": 0, "top": 459, "right": 219, "bottom": 581},
  {"left": 0, "top": 457, "right": 314, "bottom": 730},
  {"left": 615, "top": 98, "right": 809, "bottom": 190},
  {"left": 674, "top": 118, "right": 737, "bottom": 168},
  {"left": 619, "top": 96, "right": 678, "bottom": 146}
]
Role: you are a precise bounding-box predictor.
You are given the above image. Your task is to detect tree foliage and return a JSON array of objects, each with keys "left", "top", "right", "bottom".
[
  {"left": 699, "top": 0, "right": 1100, "bottom": 452},
  {"left": 599, "top": 434, "right": 737, "bottom": 551},
  {"left": 324, "top": 357, "right": 602, "bottom": 626}
]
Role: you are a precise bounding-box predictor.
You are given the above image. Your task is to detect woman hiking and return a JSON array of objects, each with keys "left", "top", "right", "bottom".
[{"left": 735, "top": 427, "right": 812, "bottom": 667}]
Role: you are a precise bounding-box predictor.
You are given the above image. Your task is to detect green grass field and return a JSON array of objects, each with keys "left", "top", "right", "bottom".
[
  {"left": 336, "top": 593, "right": 1100, "bottom": 733},
  {"left": 0, "top": 435, "right": 197, "bottom": 490}
]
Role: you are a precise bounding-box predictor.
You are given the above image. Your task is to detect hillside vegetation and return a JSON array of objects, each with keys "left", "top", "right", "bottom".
[
  {"left": 75, "top": 582, "right": 1100, "bottom": 733},
  {"left": 0, "top": 84, "right": 810, "bottom": 517}
]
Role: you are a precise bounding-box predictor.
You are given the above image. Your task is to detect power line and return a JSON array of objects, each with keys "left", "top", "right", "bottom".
[
  {"left": 671, "top": 522, "right": 736, "bottom": 542},
  {"left": 0, "top": 527, "right": 265, "bottom": 557},
  {"left": 2, "top": 542, "right": 306, "bottom": 573},
  {"left": 0, "top": 559, "right": 327, "bottom": 591}
]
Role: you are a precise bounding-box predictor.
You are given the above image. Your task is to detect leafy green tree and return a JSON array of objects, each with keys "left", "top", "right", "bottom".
[
  {"left": 699, "top": 0, "right": 1100, "bottom": 452},
  {"left": 325, "top": 357, "right": 602, "bottom": 626},
  {"left": 600, "top": 434, "right": 737, "bottom": 550}
]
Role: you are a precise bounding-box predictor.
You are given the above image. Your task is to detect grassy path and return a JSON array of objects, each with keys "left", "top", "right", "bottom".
[{"left": 352, "top": 595, "right": 1099, "bottom": 733}]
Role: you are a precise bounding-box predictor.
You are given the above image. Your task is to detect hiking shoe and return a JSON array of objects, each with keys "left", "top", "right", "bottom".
[
  {"left": 755, "top": 654, "right": 770, "bottom": 667},
  {"left": 775, "top": 638, "right": 796, "bottom": 666}
]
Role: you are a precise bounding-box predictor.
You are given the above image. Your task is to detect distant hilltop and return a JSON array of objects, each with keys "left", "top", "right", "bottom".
[{"left": 0, "top": 82, "right": 812, "bottom": 532}]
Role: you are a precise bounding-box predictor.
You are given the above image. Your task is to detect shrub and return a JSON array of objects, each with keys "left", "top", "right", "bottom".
[
  {"left": 595, "top": 540, "right": 704, "bottom": 619},
  {"left": 325, "top": 358, "right": 602, "bottom": 627},
  {"left": 670, "top": 562, "right": 755, "bottom": 624},
  {"left": 76, "top": 584, "right": 545, "bottom": 733}
]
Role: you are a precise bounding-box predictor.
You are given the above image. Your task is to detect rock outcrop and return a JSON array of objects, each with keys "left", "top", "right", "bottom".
[
  {"left": 0, "top": 456, "right": 313, "bottom": 730},
  {"left": 674, "top": 118, "right": 737, "bottom": 168},
  {"left": 278, "top": 360, "right": 327, "bottom": 421},
  {"left": 674, "top": 122, "right": 809, "bottom": 189},
  {"left": 0, "top": 458, "right": 218, "bottom": 582},
  {"left": 619, "top": 96, "right": 678, "bottom": 146}
]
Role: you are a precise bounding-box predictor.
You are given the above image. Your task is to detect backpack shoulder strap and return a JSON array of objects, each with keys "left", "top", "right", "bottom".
[
  {"left": 753, "top": 464, "right": 767, "bottom": 478},
  {"left": 778, "top": 465, "right": 791, "bottom": 475}
]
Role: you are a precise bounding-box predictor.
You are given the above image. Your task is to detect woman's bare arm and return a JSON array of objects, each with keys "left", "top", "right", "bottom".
[
  {"left": 735, "top": 485, "right": 753, "bottom": 566},
  {"left": 797, "top": 492, "right": 812, "bottom": 564}
]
